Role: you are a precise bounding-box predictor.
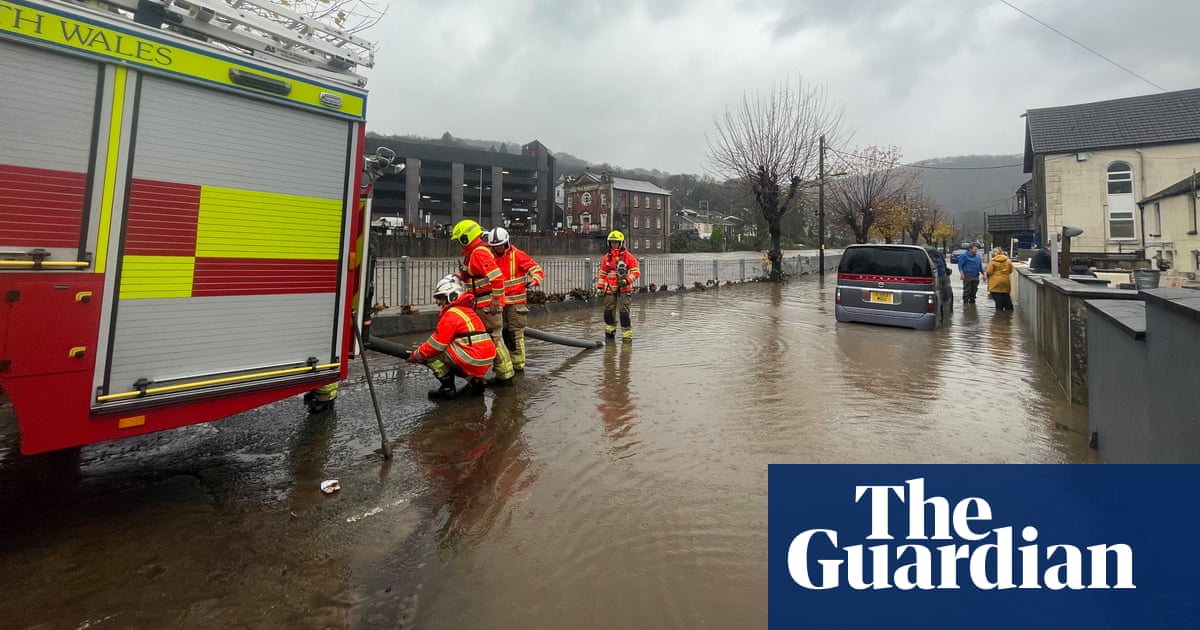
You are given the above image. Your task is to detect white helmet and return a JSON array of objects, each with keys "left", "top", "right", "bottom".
[
  {"left": 485, "top": 226, "right": 510, "bottom": 248},
  {"left": 433, "top": 275, "right": 466, "bottom": 302}
]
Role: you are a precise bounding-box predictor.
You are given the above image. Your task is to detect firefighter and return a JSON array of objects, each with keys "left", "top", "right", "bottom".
[
  {"left": 595, "top": 230, "right": 640, "bottom": 340},
  {"left": 450, "top": 219, "right": 516, "bottom": 386},
  {"left": 407, "top": 275, "right": 497, "bottom": 399},
  {"left": 485, "top": 227, "right": 544, "bottom": 371}
]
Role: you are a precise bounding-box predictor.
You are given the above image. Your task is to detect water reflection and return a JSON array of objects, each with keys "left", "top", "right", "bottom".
[
  {"left": 597, "top": 343, "right": 638, "bottom": 457},
  {"left": 408, "top": 390, "right": 534, "bottom": 561}
]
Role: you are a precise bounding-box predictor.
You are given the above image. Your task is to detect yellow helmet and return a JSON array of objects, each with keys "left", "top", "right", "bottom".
[
  {"left": 606, "top": 230, "right": 625, "bottom": 243},
  {"left": 451, "top": 219, "right": 483, "bottom": 245}
]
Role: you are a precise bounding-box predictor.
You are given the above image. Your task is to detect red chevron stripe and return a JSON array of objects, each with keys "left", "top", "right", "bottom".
[
  {"left": 0, "top": 164, "right": 87, "bottom": 248},
  {"left": 192, "top": 257, "right": 339, "bottom": 296},
  {"left": 125, "top": 178, "right": 200, "bottom": 256}
]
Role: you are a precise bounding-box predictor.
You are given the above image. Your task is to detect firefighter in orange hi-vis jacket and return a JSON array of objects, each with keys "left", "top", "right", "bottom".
[
  {"left": 451, "top": 219, "right": 516, "bottom": 385},
  {"left": 485, "top": 227, "right": 544, "bottom": 371},
  {"left": 595, "top": 230, "right": 640, "bottom": 341},
  {"left": 407, "top": 276, "right": 497, "bottom": 399}
]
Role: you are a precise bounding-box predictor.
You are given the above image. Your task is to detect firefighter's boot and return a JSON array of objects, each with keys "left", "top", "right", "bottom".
[
  {"left": 428, "top": 374, "right": 459, "bottom": 400},
  {"left": 467, "top": 377, "right": 487, "bottom": 395},
  {"left": 621, "top": 329, "right": 633, "bottom": 341}
]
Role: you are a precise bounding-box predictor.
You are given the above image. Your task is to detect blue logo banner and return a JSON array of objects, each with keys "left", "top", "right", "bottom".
[{"left": 768, "top": 465, "right": 1200, "bottom": 629}]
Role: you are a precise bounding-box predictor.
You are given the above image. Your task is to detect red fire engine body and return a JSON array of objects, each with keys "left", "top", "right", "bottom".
[{"left": 0, "top": 0, "right": 376, "bottom": 453}]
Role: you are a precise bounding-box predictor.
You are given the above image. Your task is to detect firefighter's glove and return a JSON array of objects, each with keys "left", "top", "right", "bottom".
[
  {"left": 486, "top": 303, "right": 502, "bottom": 315},
  {"left": 618, "top": 278, "right": 629, "bottom": 288},
  {"left": 407, "top": 352, "right": 422, "bottom": 364},
  {"left": 595, "top": 288, "right": 605, "bottom": 297}
]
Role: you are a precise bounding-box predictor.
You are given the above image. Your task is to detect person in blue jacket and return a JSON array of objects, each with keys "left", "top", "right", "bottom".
[{"left": 957, "top": 243, "right": 984, "bottom": 304}]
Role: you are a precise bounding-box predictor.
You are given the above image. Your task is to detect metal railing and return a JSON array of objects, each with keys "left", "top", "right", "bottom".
[{"left": 371, "top": 254, "right": 837, "bottom": 308}]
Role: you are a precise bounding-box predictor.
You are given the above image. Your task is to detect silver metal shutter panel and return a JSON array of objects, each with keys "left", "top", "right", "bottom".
[
  {"left": 0, "top": 40, "right": 97, "bottom": 171},
  {"left": 107, "top": 75, "right": 350, "bottom": 393}
]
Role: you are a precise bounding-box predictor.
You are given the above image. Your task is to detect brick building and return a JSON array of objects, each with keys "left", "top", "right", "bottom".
[{"left": 562, "top": 172, "right": 671, "bottom": 253}]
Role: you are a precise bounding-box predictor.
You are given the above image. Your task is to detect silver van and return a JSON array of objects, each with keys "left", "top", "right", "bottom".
[{"left": 834, "top": 244, "right": 946, "bottom": 331}]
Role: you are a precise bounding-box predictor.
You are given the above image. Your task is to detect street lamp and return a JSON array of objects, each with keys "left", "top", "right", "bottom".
[{"left": 478, "top": 167, "right": 484, "bottom": 224}]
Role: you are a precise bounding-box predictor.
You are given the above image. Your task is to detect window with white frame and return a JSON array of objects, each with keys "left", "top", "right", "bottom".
[
  {"left": 644, "top": 239, "right": 650, "bottom": 250},
  {"left": 1107, "top": 162, "right": 1135, "bottom": 239},
  {"left": 633, "top": 195, "right": 639, "bottom": 208},
  {"left": 644, "top": 196, "right": 650, "bottom": 208},
  {"left": 656, "top": 217, "right": 662, "bottom": 229},
  {"left": 566, "top": 214, "right": 573, "bottom": 228},
  {"left": 582, "top": 192, "right": 592, "bottom": 207},
  {"left": 631, "top": 239, "right": 638, "bottom": 250},
  {"left": 567, "top": 196, "right": 574, "bottom": 210},
  {"left": 656, "top": 197, "right": 662, "bottom": 210},
  {"left": 601, "top": 192, "right": 607, "bottom": 207},
  {"left": 633, "top": 215, "right": 639, "bottom": 228},
  {"left": 600, "top": 213, "right": 607, "bottom": 228},
  {"left": 656, "top": 239, "right": 662, "bottom": 250}
]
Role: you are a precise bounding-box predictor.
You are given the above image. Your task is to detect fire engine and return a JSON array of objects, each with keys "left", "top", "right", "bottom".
[{"left": 0, "top": 0, "right": 378, "bottom": 453}]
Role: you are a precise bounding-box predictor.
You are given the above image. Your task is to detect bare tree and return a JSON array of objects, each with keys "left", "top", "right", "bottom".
[
  {"left": 706, "top": 78, "right": 845, "bottom": 280},
  {"left": 828, "top": 145, "right": 920, "bottom": 244}
]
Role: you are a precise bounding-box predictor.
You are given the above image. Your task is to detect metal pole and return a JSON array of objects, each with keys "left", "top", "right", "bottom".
[
  {"left": 818, "top": 134, "right": 826, "bottom": 276},
  {"left": 478, "top": 167, "right": 483, "bottom": 224}
]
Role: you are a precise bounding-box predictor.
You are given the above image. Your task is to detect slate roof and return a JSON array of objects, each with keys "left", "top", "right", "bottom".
[
  {"left": 1023, "top": 88, "right": 1200, "bottom": 172},
  {"left": 611, "top": 176, "right": 672, "bottom": 196},
  {"left": 1140, "top": 172, "right": 1200, "bottom": 205}
]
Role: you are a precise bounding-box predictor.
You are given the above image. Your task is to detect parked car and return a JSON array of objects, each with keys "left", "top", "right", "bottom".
[
  {"left": 950, "top": 248, "right": 968, "bottom": 264},
  {"left": 835, "top": 244, "right": 948, "bottom": 331}
]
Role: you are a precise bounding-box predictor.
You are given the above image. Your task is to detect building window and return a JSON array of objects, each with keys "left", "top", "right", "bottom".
[
  {"left": 631, "top": 239, "right": 638, "bottom": 250},
  {"left": 1107, "top": 161, "right": 1135, "bottom": 239},
  {"left": 633, "top": 215, "right": 639, "bottom": 228},
  {"left": 600, "top": 213, "right": 606, "bottom": 228},
  {"left": 1107, "top": 162, "right": 1133, "bottom": 194},
  {"left": 644, "top": 239, "right": 650, "bottom": 250},
  {"left": 601, "top": 192, "right": 607, "bottom": 207},
  {"left": 656, "top": 197, "right": 662, "bottom": 210},
  {"left": 644, "top": 196, "right": 650, "bottom": 208},
  {"left": 633, "top": 195, "right": 639, "bottom": 208},
  {"left": 566, "top": 214, "right": 573, "bottom": 228},
  {"left": 567, "top": 196, "right": 574, "bottom": 210},
  {"left": 580, "top": 212, "right": 591, "bottom": 232},
  {"left": 656, "top": 217, "right": 662, "bottom": 229},
  {"left": 656, "top": 239, "right": 662, "bottom": 250},
  {"left": 582, "top": 192, "right": 592, "bottom": 207},
  {"left": 1151, "top": 202, "right": 1162, "bottom": 237}
]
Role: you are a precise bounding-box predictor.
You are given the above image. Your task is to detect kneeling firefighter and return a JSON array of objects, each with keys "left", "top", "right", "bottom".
[
  {"left": 406, "top": 275, "right": 497, "bottom": 399},
  {"left": 596, "top": 230, "right": 640, "bottom": 340},
  {"left": 451, "top": 219, "right": 515, "bottom": 386}
]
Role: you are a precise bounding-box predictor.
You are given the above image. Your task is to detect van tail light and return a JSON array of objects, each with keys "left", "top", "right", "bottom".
[
  {"left": 927, "top": 295, "right": 935, "bottom": 313},
  {"left": 835, "top": 288, "right": 841, "bottom": 305}
]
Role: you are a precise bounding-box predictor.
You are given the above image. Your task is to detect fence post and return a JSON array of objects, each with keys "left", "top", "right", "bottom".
[
  {"left": 677, "top": 258, "right": 685, "bottom": 289},
  {"left": 584, "top": 258, "right": 593, "bottom": 292},
  {"left": 399, "top": 256, "right": 411, "bottom": 306},
  {"left": 713, "top": 260, "right": 719, "bottom": 285},
  {"left": 740, "top": 259, "right": 746, "bottom": 282}
]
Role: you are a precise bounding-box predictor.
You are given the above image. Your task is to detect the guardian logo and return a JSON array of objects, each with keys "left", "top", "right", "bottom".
[{"left": 787, "top": 478, "right": 1135, "bottom": 591}]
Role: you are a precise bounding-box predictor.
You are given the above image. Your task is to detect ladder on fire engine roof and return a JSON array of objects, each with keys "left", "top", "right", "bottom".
[{"left": 68, "top": 0, "right": 375, "bottom": 82}]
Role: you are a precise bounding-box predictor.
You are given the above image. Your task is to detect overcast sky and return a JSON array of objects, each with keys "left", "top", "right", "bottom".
[{"left": 362, "top": 0, "right": 1200, "bottom": 175}]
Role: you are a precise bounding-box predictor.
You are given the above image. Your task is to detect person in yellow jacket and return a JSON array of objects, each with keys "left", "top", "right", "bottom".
[
  {"left": 485, "top": 226, "right": 544, "bottom": 371},
  {"left": 985, "top": 248, "right": 1014, "bottom": 311},
  {"left": 451, "top": 219, "right": 515, "bottom": 386},
  {"left": 595, "top": 230, "right": 640, "bottom": 340}
]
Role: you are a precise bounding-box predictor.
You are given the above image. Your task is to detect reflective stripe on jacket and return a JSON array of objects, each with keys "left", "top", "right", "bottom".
[
  {"left": 596, "top": 249, "right": 640, "bottom": 294},
  {"left": 460, "top": 238, "right": 505, "bottom": 309},
  {"left": 415, "top": 294, "right": 497, "bottom": 378},
  {"left": 496, "top": 245, "right": 544, "bottom": 305}
]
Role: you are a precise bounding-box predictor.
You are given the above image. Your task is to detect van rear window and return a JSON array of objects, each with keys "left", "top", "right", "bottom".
[{"left": 839, "top": 247, "right": 932, "bottom": 277}]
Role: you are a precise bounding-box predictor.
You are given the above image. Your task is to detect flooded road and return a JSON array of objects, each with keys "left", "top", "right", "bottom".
[{"left": 0, "top": 274, "right": 1095, "bottom": 629}]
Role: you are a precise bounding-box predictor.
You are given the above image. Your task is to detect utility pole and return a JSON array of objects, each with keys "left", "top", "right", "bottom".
[{"left": 818, "top": 134, "right": 826, "bottom": 276}]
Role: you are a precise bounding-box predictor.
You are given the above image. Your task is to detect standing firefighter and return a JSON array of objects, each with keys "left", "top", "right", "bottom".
[
  {"left": 452, "top": 219, "right": 516, "bottom": 386},
  {"left": 596, "top": 230, "right": 641, "bottom": 340},
  {"left": 485, "top": 227, "right": 545, "bottom": 371},
  {"left": 407, "top": 276, "right": 496, "bottom": 399}
]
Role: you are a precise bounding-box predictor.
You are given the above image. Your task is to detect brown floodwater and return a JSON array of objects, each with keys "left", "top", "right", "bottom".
[{"left": 0, "top": 275, "right": 1094, "bottom": 629}]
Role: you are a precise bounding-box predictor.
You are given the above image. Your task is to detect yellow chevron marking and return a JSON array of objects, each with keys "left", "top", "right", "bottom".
[
  {"left": 196, "top": 187, "right": 342, "bottom": 260},
  {"left": 119, "top": 255, "right": 195, "bottom": 299}
]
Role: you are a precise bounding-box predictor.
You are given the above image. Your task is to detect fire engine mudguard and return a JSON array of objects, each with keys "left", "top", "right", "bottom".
[{"left": 524, "top": 328, "right": 604, "bottom": 349}]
